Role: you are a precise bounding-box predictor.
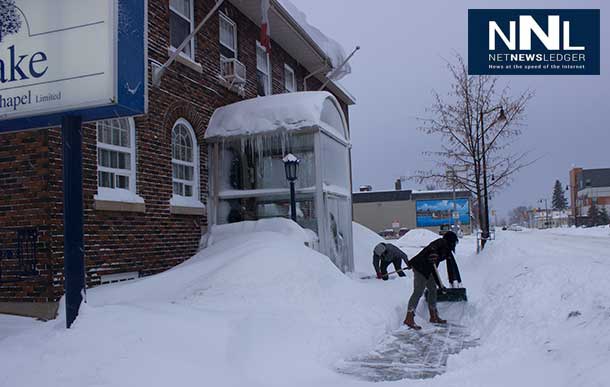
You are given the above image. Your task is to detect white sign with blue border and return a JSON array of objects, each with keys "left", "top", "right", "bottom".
[{"left": 0, "top": 0, "right": 146, "bottom": 132}]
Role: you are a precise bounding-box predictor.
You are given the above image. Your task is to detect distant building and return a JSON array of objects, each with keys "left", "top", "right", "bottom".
[
  {"left": 569, "top": 167, "right": 610, "bottom": 223},
  {"left": 352, "top": 188, "right": 473, "bottom": 236},
  {"left": 531, "top": 209, "right": 570, "bottom": 229}
]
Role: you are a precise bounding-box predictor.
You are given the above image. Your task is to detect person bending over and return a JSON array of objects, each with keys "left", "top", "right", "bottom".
[
  {"left": 403, "top": 231, "right": 461, "bottom": 330},
  {"left": 373, "top": 242, "right": 409, "bottom": 281}
]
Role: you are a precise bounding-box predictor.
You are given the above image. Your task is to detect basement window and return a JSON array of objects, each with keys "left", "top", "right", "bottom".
[{"left": 100, "top": 271, "right": 140, "bottom": 285}]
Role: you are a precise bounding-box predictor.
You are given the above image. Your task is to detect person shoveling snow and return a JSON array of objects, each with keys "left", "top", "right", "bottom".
[
  {"left": 403, "top": 231, "right": 461, "bottom": 330},
  {"left": 372, "top": 242, "right": 409, "bottom": 280}
]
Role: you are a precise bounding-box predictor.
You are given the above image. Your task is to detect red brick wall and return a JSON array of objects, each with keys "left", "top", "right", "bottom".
[
  {"left": 0, "top": 131, "right": 56, "bottom": 302},
  {"left": 0, "top": 0, "right": 350, "bottom": 305}
]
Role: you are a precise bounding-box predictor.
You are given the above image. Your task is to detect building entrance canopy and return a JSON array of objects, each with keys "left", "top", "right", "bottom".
[{"left": 206, "top": 92, "right": 353, "bottom": 272}]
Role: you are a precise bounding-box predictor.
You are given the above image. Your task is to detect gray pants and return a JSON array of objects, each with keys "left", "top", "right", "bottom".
[{"left": 407, "top": 270, "right": 437, "bottom": 312}]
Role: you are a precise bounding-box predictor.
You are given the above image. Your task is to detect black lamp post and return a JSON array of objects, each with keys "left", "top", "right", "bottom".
[
  {"left": 283, "top": 153, "right": 300, "bottom": 222},
  {"left": 566, "top": 184, "right": 578, "bottom": 227}
]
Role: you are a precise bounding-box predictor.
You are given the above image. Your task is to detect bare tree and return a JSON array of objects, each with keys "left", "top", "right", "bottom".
[
  {"left": 508, "top": 206, "right": 531, "bottom": 226},
  {"left": 413, "top": 54, "right": 535, "bottom": 248}
]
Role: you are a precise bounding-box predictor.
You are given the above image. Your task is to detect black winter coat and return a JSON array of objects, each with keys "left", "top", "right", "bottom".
[{"left": 408, "top": 238, "right": 462, "bottom": 287}]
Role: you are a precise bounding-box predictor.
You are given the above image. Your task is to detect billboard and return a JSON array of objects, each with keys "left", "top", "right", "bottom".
[
  {"left": 416, "top": 199, "right": 470, "bottom": 227},
  {"left": 0, "top": 0, "right": 146, "bottom": 132}
]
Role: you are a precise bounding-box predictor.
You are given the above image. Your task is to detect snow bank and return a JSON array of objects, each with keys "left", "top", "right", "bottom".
[
  {"left": 352, "top": 222, "right": 384, "bottom": 274},
  {"left": 201, "top": 217, "right": 315, "bottom": 248},
  {"left": 0, "top": 222, "right": 408, "bottom": 387},
  {"left": 204, "top": 91, "right": 345, "bottom": 140},
  {"left": 433, "top": 230, "right": 610, "bottom": 386},
  {"left": 0, "top": 314, "right": 43, "bottom": 341},
  {"left": 398, "top": 228, "right": 439, "bottom": 248},
  {"left": 277, "top": 0, "right": 351, "bottom": 80},
  {"left": 542, "top": 225, "right": 610, "bottom": 238},
  {"left": 4, "top": 223, "right": 609, "bottom": 386}
]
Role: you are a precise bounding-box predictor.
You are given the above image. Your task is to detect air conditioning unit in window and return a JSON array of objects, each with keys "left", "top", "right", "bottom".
[{"left": 221, "top": 58, "right": 246, "bottom": 85}]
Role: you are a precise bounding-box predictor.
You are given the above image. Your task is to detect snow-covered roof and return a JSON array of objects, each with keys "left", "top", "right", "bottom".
[
  {"left": 205, "top": 91, "right": 348, "bottom": 141},
  {"left": 227, "top": 0, "right": 356, "bottom": 105},
  {"left": 276, "top": 0, "right": 351, "bottom": 80}
]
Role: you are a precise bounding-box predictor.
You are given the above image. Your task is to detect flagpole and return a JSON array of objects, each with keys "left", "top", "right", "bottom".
[
  {"left": 317, "top": 46, "right": 360, "bottom": 90},
  {"left": 152, "top": 0, "right": 225, "bottom": 87}
]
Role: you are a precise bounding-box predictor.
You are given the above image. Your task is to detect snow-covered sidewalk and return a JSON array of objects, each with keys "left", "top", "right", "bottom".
[{"left": 1, "top": 225, "right": 609, "bottom": 387}]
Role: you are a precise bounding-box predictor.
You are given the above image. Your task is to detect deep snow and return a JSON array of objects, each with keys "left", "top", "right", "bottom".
[{"left": 1, "top": 224, "right": 609, "bottom": 387}]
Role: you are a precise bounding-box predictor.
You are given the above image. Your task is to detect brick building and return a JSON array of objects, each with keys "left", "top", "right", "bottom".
[
  {"left": 0, "top": 0, "right": 355, "bottom": 319},
  {"left": 569, "top": 167, "right": 610, "bottom": 224}
]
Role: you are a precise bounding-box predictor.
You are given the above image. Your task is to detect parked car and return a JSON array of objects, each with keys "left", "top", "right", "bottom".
[
  {"left": 398, "top": 228, "right": 410, "bottom": 237},
  {"left": 439, "top": 224, "right": 464, "bottom": 238},
  {"left": 439, "top": 224, "right": 452, "bottom": 236},
  {"left": 508, "top": 224, "right": 523, "bottom": 231},
  {"left": 379, "top": 229, "right": 396, "bottom": 239}
]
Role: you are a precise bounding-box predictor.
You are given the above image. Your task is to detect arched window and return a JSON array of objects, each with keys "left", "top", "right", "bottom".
[
  {"left": 172, "top": 119, "right": 199, "bottom": 199},
  {"left": 96, "top": 117, "right": 137, "bottom": 193}
]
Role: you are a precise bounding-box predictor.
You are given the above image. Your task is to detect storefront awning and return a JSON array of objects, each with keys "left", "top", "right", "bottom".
[{"left": 205, "top": 91, "right": 349, "bottom": 142}]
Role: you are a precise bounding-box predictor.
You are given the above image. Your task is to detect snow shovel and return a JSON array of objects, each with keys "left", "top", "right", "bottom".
[
  {"left": 360, "top": 267, "right": 410, "bottom": 280},
  {"left": 430, "top": 264, "right": 468, "bottom": 302}
]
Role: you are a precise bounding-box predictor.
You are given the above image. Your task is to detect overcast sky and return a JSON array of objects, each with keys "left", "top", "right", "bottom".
[{"left": 290, "top": 0, "right": 609, "bottom": 219}]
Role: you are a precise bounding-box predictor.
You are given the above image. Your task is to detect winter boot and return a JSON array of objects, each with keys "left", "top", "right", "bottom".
[
  {"left": 403, "top": 311, "right": 422, "bottom": 330},
  {"left": 429, "top": 307, "right": 447, "bottom": 324}
]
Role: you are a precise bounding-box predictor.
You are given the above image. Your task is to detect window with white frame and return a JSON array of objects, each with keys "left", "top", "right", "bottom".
[
  {"left": 170, "top": 0, "right": 194, "bottom": 59},
  {"left": 219, "top": 12, "right": 237, "bottom": 65},
  {"left": 97, "top": 118, "right": 136, "bottom": 193},
  {"left": 172, "top": 119, "right": 199, "bottom": 200},
  {"left": 284, "top": 64, "right": 296, "bottom": 93},
  {"left": 256, "top": 42, "right": 271, "bottom": 96}
]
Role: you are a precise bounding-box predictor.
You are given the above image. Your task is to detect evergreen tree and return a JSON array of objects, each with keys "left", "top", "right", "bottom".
[
  {"left": 599, "top": 207, "right": 610, "bottom": 226},
  {"left": 0, "top": 0, "right": 22, "bottom": 43},
  {"left": 587, "top": 201, "right": 600, "bottom": 227},
  {"left": 552, "top": 180, "right": 568, "bottom": 210}
]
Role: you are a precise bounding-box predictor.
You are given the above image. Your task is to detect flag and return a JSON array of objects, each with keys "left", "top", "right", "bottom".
[{"left": 260, "top": 0, "right": 271, "bottom": 52}]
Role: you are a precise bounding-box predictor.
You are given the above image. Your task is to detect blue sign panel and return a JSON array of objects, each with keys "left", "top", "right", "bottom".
[
  {"left": 416, "top": 199, "right": 470, "bottom": 227},
  {"left": 468, "top": 9, "right": 600, "bottom": 75},
  {"left": 0, "top": 0, "right": 146, "bottom": 132}
]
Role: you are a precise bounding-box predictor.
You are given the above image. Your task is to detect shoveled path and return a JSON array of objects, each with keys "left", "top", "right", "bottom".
[{"left": 336, "top": 301, "right": 479, "bottom": 382}]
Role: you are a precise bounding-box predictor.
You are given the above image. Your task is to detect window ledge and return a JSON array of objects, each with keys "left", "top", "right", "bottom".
[
  {"left": 94, "top": 199, "right": 146, "bottom": 213},
  {"left": 168, "top": 47, "right": 203, "bottom": 73},
  {"left": 170, "top": 195, "right": 205, "bottom": 216},
  {"left": 216, "top": 75, "right": 246, "bottom": 97},
  {"left": 170, "top": 205, "right": 205, "bottom": 216},
  {"left": 94, "top": 189, "right": 146, "bottom": 213}
]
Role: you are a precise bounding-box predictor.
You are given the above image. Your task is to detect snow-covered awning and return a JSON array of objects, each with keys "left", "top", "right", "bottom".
[{"left": 205, "top": 91, "right": 349, "bottom": 142}]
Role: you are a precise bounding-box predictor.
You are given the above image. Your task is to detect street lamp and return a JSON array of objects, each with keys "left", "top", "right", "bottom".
[
  {"left": 566, "top": 184, "right": 578, "bottom": 227},
  {"left": 283, "top": 153, "right": 300, "bottom": 222},
  {"left": 480, "top": 106, "right": 506, "bottom": 249}
]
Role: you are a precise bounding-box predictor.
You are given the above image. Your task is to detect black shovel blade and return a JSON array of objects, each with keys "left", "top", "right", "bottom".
[{"left": 437, "top": 288, "right": 467, "bottom": 302}]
